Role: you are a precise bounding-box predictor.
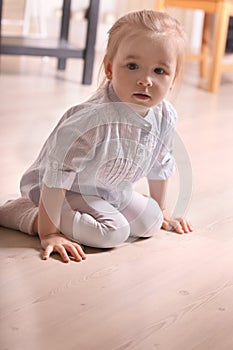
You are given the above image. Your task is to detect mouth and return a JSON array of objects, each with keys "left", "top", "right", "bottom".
[{"left": 133, "top": 93, "right": 151, "bottom": 101}]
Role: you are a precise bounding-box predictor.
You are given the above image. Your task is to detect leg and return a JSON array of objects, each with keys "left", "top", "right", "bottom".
[
  {"left": 60, "top": 193, "right": 130, "bottom": 249},
  {"left": 200, "top": 13, "right": 211, "bottom": 78},
  {"left": 120, "top": 191, "right": 163, "bottom": 238},
  {"left": 0, "top": 197, "right": 38, "bottom": 235},
  {"left": 82, "top": 0, "right": 100, "bottom": 84},
  {"left": 156, "top": 0, "right": 166, "bottom": 11},
  {"left": 57, "top": 0, "right": 71, "bottom": 70},
  {"left": 209, "top": 3, "right": 230, "bottom": 92}
]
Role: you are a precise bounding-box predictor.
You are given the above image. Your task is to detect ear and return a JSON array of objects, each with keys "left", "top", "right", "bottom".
[{"left": 104, "top": 55, "right": 113, "bottom": 80}]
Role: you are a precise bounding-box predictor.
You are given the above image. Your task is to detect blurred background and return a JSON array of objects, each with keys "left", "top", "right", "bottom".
[{"left": 0, "top": 0, "right": 215, "bottom": 56}]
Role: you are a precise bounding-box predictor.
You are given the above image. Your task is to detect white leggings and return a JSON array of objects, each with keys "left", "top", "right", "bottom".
[{"left": 60, "top": 191, "right": 163, "bottom": 248}]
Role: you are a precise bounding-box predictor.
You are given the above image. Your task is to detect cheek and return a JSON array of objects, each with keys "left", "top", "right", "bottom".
[
  {"left": 110, "top": 74, "right": 127, "bottom": 101},
  {"left": 156, "top": 76, "right": 174, "bottom": 90},
  {"left": 111, "top": 68, "right": 131, "bottom": 91},
  {"left": 113, "top": 67, "right": 128, "bottom": 81}
]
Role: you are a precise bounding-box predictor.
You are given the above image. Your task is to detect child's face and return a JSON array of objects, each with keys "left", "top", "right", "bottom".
[{"left": 105, "top": 32, "right": 178, "bottom": 115}]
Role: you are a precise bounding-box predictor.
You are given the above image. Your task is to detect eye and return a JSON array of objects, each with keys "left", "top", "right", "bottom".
[
  {"left": 127, "top": 63, "right": 138, "bottom": 70},
  {"left": 154, "top": 67, "right": 165, "bottom": 75}
]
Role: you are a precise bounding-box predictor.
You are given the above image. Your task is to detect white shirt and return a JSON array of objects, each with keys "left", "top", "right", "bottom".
[{"left": 20, "top": 82, "right": 177, "bottom": 208}]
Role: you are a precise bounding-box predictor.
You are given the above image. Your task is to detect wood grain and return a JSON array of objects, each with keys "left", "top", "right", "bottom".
[{"left": 1, "top": 55, "right": 233, "bottom": 350}]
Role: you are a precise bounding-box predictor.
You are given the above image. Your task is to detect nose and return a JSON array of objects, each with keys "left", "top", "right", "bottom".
[{"left": 137, "top": 75, "right": 153, "bottom": 87}]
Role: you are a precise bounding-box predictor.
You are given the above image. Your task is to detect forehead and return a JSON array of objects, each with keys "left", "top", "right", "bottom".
[{"left": 116, "top": 31, "right": 178, "bottom": 64}]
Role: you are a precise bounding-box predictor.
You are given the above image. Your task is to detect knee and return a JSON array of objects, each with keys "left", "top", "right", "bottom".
[
  {"left": 99, "top": 222, "right": 131, "bottom": 248},
  {"left": 72, "top": 211, "right": 131, "bottom": 249},
  {"left": 131, "top": 199, "right": 163, "bottom": 238},
  {"left": 97, "top": 213, "right": 130, "bottom": 248},
  {"left": 142, "top": 209, "right": 163, "bottom": 237}
]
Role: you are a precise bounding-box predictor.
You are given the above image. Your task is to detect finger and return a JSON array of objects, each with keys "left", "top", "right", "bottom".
[
  {"left": 162, "top": 219, "right": 179, "bottom": 232},
  {"left": 43, "top": 245, "right": 54, "bottom": 260},
  {"left": 174, "top": 225, "right": 184, "bottom": 234},
  {"left": 187, "top": 220, "right": 194, "bottom": 232},
  {"left": 65, "top": 244, "right": 84, "bottom": 262},
  {"left": 171, "top": 220, "right": 184, "bottom": 234},
  {"left": 55, "top": 245, "right": 70, "bottom": 263},
  {"left": 73, "top": 243, "right": 87, "bottom": 260},
  {"left": 162, "top": 219, "right": 184, "bottom": 234},
  {"left": 178, "top": 218, "right": 190, "bottom": 233},
  {"left": 162, "top": 219, "right": 173, "bottom": 231},
  {"left": 178, "top": 218, "right": 194, "bottom": 233}
]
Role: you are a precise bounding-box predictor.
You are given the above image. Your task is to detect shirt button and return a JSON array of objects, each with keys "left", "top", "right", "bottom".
[
  {"left": 137, "top": 148, "right": 143, "bottom": 154},
  {"left": 144, "top": 123, "right": 151, "bottom": 130},
  {"left": 52, "top": 161, "right": 58, "bottom": 170}
]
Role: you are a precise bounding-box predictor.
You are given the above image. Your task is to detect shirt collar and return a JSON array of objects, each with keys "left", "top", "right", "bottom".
[{"left": 107, "top": 82, "right": 156, "bottom": 131}]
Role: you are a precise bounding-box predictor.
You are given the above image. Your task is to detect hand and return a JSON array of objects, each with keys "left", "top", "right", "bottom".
[
  {"left": 162, "top": 210, "right": 193, "bottom": 234},
  {"left": 40, "top": 233, "right": 87, "bottom": 263}
]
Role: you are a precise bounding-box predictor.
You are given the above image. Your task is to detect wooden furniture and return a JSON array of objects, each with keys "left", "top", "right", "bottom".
[
  {"left": 0, "top": 0, "right": 100, "bottom": 84},
  {"left": 156, "top": 0, "right": 233, "bottom": 92}
]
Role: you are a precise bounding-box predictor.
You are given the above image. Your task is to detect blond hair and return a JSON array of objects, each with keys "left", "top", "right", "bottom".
[{"left": 98, "top": 10, "right": 186, "bottom": 87}]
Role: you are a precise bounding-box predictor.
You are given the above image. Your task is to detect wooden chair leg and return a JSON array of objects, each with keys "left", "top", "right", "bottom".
[
  {"left": 156, "top": 0, "right": 166, "bottom": 11},
  {"left": 200, "top": 13, "right": 211, "bottom": 78},
  {"left": 209, "top": 3, "right": 230, "bottom": 92}
]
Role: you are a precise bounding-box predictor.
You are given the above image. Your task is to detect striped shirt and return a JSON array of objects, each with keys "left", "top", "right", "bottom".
[{"left": 20, "top": 82, "right": 177, "bottom": 208}]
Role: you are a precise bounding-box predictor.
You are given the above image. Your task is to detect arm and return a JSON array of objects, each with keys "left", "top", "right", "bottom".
[
  {"left": 148, "top": 179, "right": 167, "bottom": 210},
  {"left": 38, "top": 184, "right": 66, "bottom": 237},
  {"left": 38, "top": 184, "right": 86, "bottom": 263},
  {"left": 148, "top": 179, "right": 193, "bottom": 234}
]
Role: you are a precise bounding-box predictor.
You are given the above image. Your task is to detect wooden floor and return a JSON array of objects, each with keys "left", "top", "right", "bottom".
[{"left": 1, "top": 54, "right": 233, "bottom": 350}]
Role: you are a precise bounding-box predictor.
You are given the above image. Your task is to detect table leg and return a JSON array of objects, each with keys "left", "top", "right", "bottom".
[
  {"left": 0, "top": 0, "right": 3, "bottom": 37},
  {"left": 57, "top": 0, "right": 71, "bottom": 70},
  {"left": 82, "top": 0, "right": 100, "bottom": 84}
]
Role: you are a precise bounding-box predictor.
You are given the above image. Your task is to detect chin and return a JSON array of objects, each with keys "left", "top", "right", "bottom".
[{"left": 130, "top": 103, "right": 149, "bottom": 116}]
